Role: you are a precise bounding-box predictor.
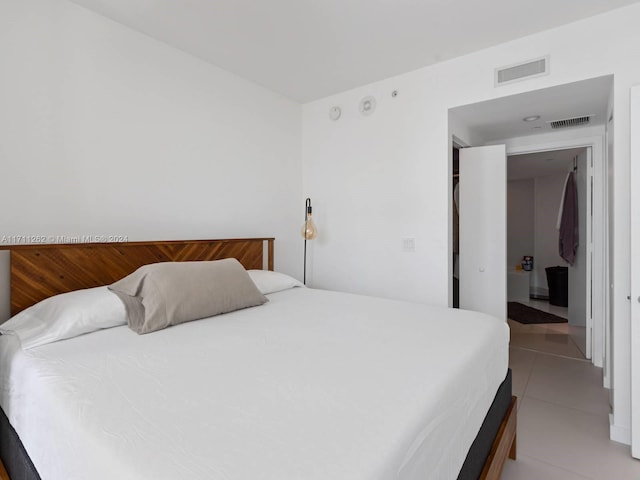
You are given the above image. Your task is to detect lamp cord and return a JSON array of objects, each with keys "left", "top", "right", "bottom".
[
  {"left": 303, "top": 230, "right": 307, "bottom": 285},
  {"left": 303, "top": 198, "right": 311, "bottom": 285}
]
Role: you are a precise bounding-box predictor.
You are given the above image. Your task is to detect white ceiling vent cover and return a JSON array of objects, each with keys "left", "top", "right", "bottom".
[
  {"left": 495, "top": 56, "right": 549, "bottom": 87},
  {"left": 548, "top": 115, "right": 593, "bottom": 129}
]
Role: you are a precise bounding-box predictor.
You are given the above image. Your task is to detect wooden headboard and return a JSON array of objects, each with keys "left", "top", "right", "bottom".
[{"left": 0, "top": 238, "right": 274, "bottom": 316}]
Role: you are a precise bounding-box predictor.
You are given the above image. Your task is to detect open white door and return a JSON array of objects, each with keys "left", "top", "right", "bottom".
[
  {"left": 459, "top": 145, "right": 507, "bottom": 321},
  {"left": 630, "top": 85, "right": 640, "bottom": 458}
]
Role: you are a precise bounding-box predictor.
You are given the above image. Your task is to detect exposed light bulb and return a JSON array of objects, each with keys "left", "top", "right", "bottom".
[{"left": 302, "top": 214, "right": 318, "bottom": 240}]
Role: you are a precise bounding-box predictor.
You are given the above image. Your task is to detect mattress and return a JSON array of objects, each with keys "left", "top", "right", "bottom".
[{"left": 0, "top": 287, "right": 509, "bottom": 480}]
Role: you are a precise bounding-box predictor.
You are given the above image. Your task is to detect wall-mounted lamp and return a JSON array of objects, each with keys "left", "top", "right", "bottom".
[{"left": 301, "top": 198, "right": 318, "bottom": 285}]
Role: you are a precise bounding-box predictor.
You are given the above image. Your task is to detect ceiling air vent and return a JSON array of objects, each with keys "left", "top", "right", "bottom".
[
  {"left": 548, "top": 115, "right": 593, "bottom": 129},
  {"left": 495, "top": 56, "right": 549, "bottom": 87}
]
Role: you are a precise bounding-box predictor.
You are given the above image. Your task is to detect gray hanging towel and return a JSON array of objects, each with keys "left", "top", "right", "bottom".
[{"left": 559, "top": 171, "right": 578, "bottom": 264}]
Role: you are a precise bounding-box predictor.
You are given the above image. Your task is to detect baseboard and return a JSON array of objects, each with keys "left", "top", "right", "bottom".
[
  {"left": 529, "top": 285, "right": 549, "bottom": 300},
  {"left": 529, "top": 293, "right": 549, "bottom": 301},
  {"left": 610, "top": 416, "right": 631, "bottom": 445}
]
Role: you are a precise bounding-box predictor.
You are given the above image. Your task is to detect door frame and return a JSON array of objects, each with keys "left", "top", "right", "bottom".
[
  {"left": 629, "top": 85, "right": 640, "bottom": 458},
  {"left": 449, "top": 135, "right": 471, "bottom": 308},
  {"left": 504, "top": 134, "right": 607, "bottom": 375}
]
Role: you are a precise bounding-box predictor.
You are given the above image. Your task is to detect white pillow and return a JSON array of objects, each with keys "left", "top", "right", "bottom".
[
  {"left": 247, "top": 270, "right": 304, "bottom": 295},
  {"left": 0, "top": 286, "right": 127, "bottom": 350}
]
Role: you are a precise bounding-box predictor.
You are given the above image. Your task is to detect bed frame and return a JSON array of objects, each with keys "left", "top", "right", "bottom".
[
  {"left": 482, "top": 395, "right": 517, "bottom": 479},
  {"left": 0, "top": 237, "right": 516, "bottom": 480}
]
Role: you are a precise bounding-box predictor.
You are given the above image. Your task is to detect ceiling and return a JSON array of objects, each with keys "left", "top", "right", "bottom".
[
  {"left": 507, "top": 147, "right": 585, "bottom": 181},
  {"left": 68, "top": 0, "right": 639, "bottom": 103},
  {"left": 450, "top": 75, "right": 613, "bottom": 142}
]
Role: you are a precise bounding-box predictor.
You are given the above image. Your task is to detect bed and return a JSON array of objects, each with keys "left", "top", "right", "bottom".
[{"left": 0, "top": 238, "right": 516, "bottom": 480}]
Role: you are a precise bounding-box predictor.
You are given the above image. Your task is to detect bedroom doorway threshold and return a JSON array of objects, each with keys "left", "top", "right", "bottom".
[{"left": 508, "top": 299, "right": 585, "bottom": 360}]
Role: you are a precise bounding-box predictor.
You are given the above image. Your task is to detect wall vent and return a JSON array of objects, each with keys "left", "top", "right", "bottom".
[
  {"left": 548, "top": 115, "right": 593, "bottom": 129},
  {"left": 495, "top": 56, "right": 549, "bottom": 86}
]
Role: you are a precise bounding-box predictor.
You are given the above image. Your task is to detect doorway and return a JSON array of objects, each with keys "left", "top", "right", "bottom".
[
  {"left": 506, "top": 147, "right": 590, "bottom": 360},
  {"left": 448, "top": 74, "right": 612, "bottom": 373},
  {"left": 452, "top": 146, "right": 459, "bottom": 309}
]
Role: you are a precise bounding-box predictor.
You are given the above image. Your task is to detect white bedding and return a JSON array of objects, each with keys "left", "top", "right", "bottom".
[{"left": 0, "top": 288, "right": 508, "bottom": 480}]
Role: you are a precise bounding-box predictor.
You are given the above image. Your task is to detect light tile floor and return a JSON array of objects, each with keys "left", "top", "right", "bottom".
[
  {"left": 508, "top": 319, "right": 585, "bottom": 360},
  {"left": 508, "top": 298, "right": 586, "bottom": 360},
  {"left": 502, "top": 347, "right": 640, "bottom": 479}
]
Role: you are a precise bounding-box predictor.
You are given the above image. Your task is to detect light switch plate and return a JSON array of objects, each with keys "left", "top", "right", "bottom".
[{"left": 402, "top": 237, "right": 416, "bottom": 252}]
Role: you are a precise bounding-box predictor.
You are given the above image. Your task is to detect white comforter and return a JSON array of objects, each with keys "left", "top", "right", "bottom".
[{"left": 0, "top": 288, "right": 508, "bottom": 480}]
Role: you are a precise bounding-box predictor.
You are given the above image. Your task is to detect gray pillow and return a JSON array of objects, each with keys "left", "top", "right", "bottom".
[{"left": 108, "top": 258, "right": 268, "bottom": 334}]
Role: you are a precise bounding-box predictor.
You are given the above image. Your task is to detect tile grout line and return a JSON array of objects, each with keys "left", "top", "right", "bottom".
[
  {"left": 511, "top": 344, "right": 590, "bottom": 363},
  {"left": 515, "top": 394, "right": 609, "bottom": 480},
  {"left": 523, "top": 393, "right": 610, "bottom": 419},
  {"left": 507, "top": 341, "right": 627, "bottom": 480},
  {"left": 519, "top": 350, "right": 538, "bottom": 399},
  {"left": 567, "top": 333, "right": 587, "bottom": 358},
  {"left": 516, "top": 453, "right": 598, "bottom": 480},
  {"left": 522, "top": 350, "right": 609, "bottom": 418}
]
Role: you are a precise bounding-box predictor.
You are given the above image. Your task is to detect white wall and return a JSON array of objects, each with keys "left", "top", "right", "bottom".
[
  {"left": 507, "top": 171, "right": 579, "bottom": 301},
  {"left": 533, "top": 174, "right": 568, "bottom": 296},
  {"left": 0, "top": 0, "right": 303, "bottom": 318},
  {"left": 302, "top": 4, "right": 640, "bottom": 444},
  {"left": 507, "top": 179, "right": 534, "bottom": 272}
]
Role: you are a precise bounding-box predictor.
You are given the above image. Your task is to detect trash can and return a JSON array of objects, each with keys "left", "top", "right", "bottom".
[{"left": 545, "top": 266, "right": 568, "bottom": 307}]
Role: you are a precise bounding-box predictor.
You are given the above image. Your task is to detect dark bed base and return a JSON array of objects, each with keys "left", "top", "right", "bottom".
[
  {"left": 0, "top": 406, "right": 40, "bottom": 480},
  {"left": 458, "top": 368, "right": 514, "bottom": 480},
  {"left": 0, "top": 370, "right": 513, "bottom": 480}
]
